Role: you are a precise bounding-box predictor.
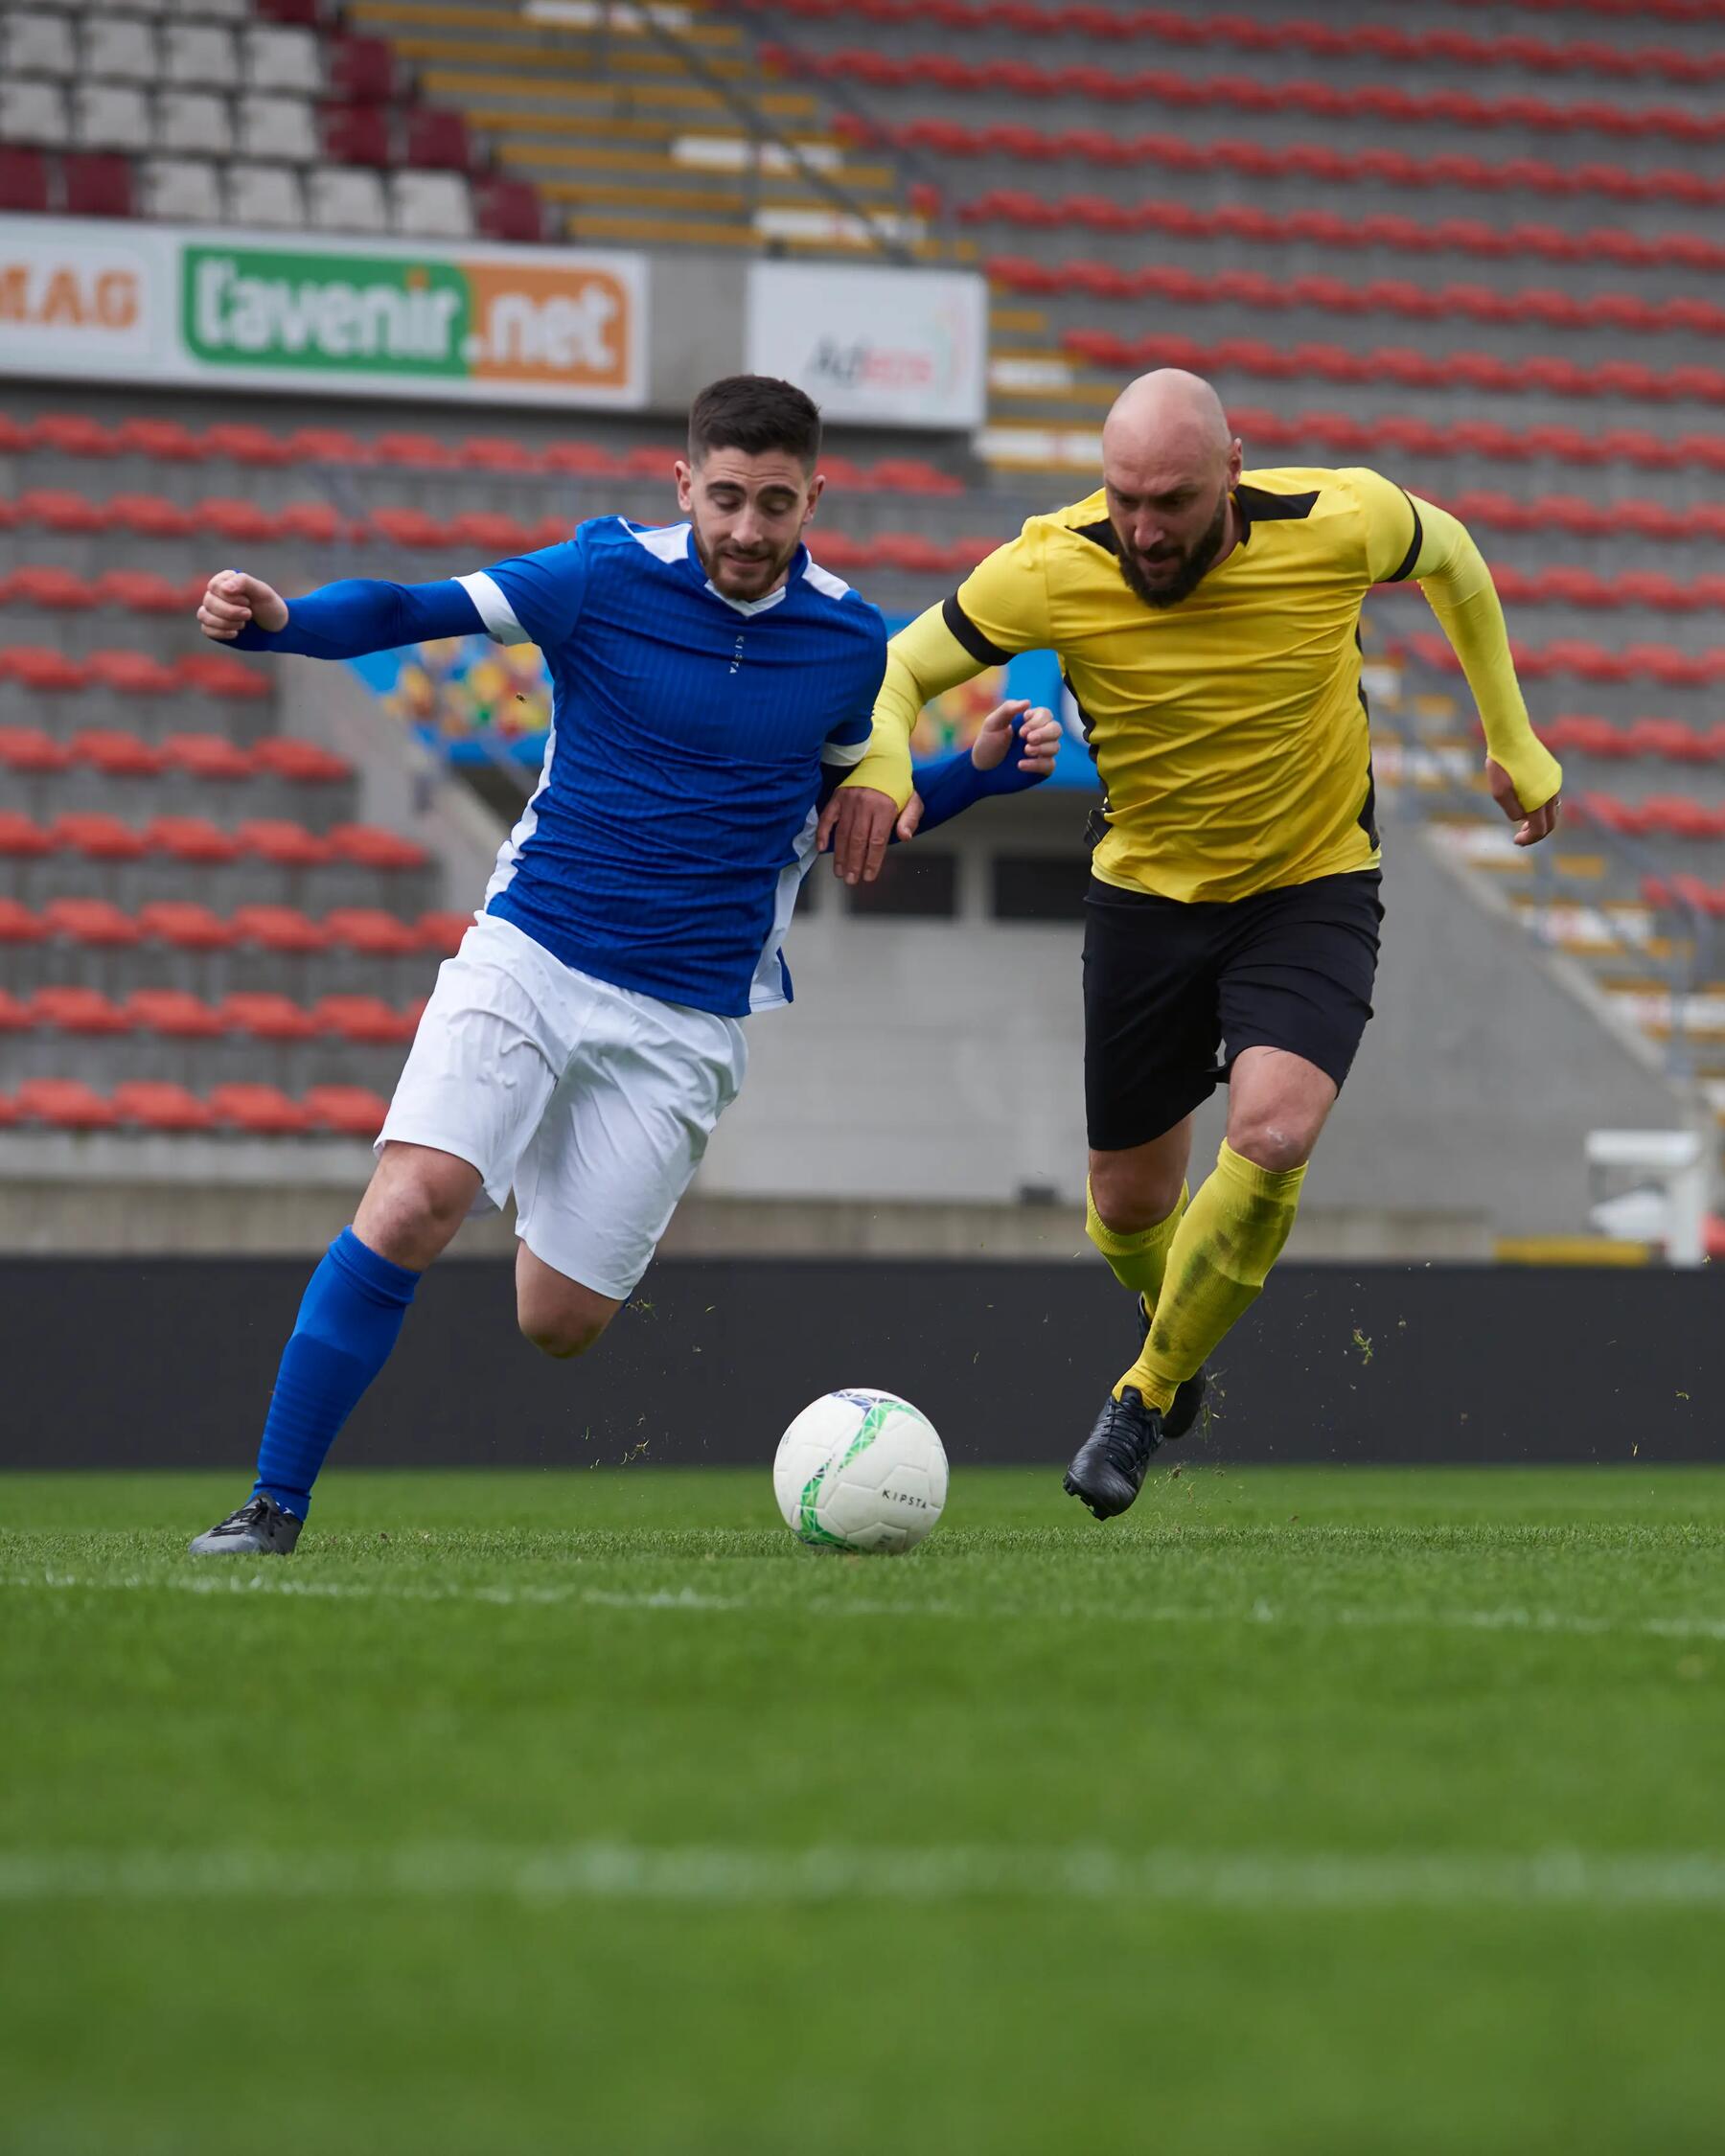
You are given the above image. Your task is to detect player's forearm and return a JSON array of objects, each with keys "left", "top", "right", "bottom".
[
  {"left": 233, "top": 578, "right": 484, "bottom": 660},
  {"left": 910, "top": 725, "right": 1049, "bottom": 836},
  {"left": 843, "top": 606, "right": 989, "bottom": 811},
  {"left": 1411, "top": 500, "right": 1563, "bottom": 811}
]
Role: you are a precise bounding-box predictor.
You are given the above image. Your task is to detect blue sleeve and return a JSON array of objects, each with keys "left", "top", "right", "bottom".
[
  {"left": 814, "top": 718, "right": 1052, "bottom": 843},
  {"left": 459, "top": 537, "right": 590, "bottom": 651},
  {"left": 908, "top": 720, "right": 1051, "bottom": 835},
  {"left": 233, "top": 578, "right": 483, "bottom": 659}
]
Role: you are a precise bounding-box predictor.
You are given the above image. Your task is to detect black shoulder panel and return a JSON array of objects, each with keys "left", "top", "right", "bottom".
[
  {"left": 1233, "top": 484, "right": 1321, "bottom": 524},
  {"left": 941, "top": 593, "right": 1013, "bottom": 668}
]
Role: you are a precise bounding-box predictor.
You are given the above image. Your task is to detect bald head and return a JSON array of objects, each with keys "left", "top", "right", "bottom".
[
  {"left": 1103, "top": 369, "right": 1232, "bottom": 469},
  {"left": 1100, "top": 370, "right": 1243, "bottom": 608}
]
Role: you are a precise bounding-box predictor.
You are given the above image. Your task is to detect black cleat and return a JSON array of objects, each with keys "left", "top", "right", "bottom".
[
  {"left": 1136, "top": 1296, "right": 1208, "bottom": 1442},
  {"left": 1063, "top": 1387, "right": 1164, "bottom": 1521},
  {"left": 187, "top": 1493, "right": 303, "bottom": 1557}
]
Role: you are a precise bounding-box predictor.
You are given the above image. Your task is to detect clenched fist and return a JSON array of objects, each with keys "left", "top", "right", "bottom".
[{"left": 197, "top": 570, "right": 288, "bottom": 643}]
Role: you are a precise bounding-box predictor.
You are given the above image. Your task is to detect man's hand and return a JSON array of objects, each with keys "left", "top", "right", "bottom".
[
  {"left": 896, "top": 700, "right": 1063, "bottom": 839},
  {"left": 197, "top": 570, "right": 288, "bottom": 643},
  {"left": 817, "top": 786, "right": 898, "bottom": 885},
  {"left": 1486, "top": 757, "right": 1561, "bottom": 847},
  {"left": 970, "top": 699, "right": 1060, "bottom": 776}
]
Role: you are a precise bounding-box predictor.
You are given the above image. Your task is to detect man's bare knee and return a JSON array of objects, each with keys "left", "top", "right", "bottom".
[
  {"left": 519, "top": 1307, "right": 612, "bottom": 1361},
  {"left": 1090, "top": 1158, "right": 1184, "bottom": 1233},
  {"left": 1228, "top": 1115, "right": 1319, "bottom": 1175},
  {"left": 354, "top": 1144, "right": 479, "bottom": 1271}
]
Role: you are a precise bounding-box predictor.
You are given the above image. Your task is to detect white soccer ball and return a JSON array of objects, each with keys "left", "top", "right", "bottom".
[{"left": 773, "top": 1388, "right": 949, "bottom": 1555}]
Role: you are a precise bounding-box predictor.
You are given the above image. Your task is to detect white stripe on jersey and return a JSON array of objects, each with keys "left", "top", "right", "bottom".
[
  {"left": 802, "top": 557, "right": 853, "bottom": 601},
  {"left": 819, "top": 735, "right": 870, "bottom": 768},
  {"left": 456, "top": 571, "right": 526, "bottom": 644}
]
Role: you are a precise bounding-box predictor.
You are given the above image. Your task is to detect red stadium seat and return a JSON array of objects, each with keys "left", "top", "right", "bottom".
[
  {"left": 51, "top": 814, "right": 149, "bottom": 862},
  {"left": 85, "top": 651, "right": 180, "bottom": 698},
  {"left": 322, "top": 103, "right": 393, "bottom": 168},
  {"left": 327, "top": 34, "right": 395, "bottom": 102},
  {"left": 161, "top": 734, "right": 257, "bottom": 783},
  {"left": 14, "top": 490, "right": 107, "bottom": 536},
  {"left": 178, "top": 653, "right": 272, "bottom": 702},
  {"left": 72, "top": 730, "right": 166, "bottom": 778},
  {"left": 120, "top": 990, "right": 225, "bottom": 1039},
  {"left": 329, "top": 825, "right": 430, "bottom": 871},
  {"left": 0, "top": 147, "right": 50, "bottom": 216},
  {"left": 417, "top": 910, "right": 472, "bottom": 955},
  {"left": 0, "top": 649, "right": 87, "bottom": 699},
  {"left": 29, "top": 986, "right": 132, "bottom": 1035},
  {"left": 89, "top": 567, "right": 196, "bottom": 614},
  {"left": 0, "top": 726, "right": 73, "bottom": 776},
  {"left": 237, "top": 820, "right": 334, "bottom": 868},
  {"left": 284, "top": 425, "right": 375, "bottom": 467},
  {"left": 14, "top": 1078, "right": 121, "bottom": 1129},
  {"left": 61, "top": 154, "right": 133, "bottom": 220},
  {"left": 312, "top": 995, "right": 418, "bottom": 1044},
  {"left": 230, "top": 904, "right": 329, "bottom": 952},
  {"left": 368, "top": 507, "right": 448, "bottom": 550},
  {"left": 111, "top": 1081, "right": 218, "bottom": 1132},
  {"left": 473, "top": 177, "right": 544, "bottom": 244},
  {"left": 139, "top": 900, "right": 238, "bottom": 952},
  {"left": 29, "top": 414, "right": 119, "bottom": 460},
  {"left": 321, "top": 907, "right": 423, "bottom": 956},
  {"left": 207, "top": 1082, "right": 314, "bottom": 1135},
  {"left": 217, "top": 993, "right": 321, "bottom": 1043},
  {"left": 0, "top": 988, "right": 35, "bottom": 1032},
  {"left": 0, "top": 812, "right": 57, "bottom": 861},
  {"left": 96, "top": 494, "right": 192, "bottom": 541},
  {"left": 147, "top": 816, "right": 243, "bottom": 866},
  {"left": 113, "top": 418, "right": 204, "bottom": 465},
  {"left": 42, "top": 897, "right": 143, "bottom": 949},
  {"left": 404, "top": 108, "right": 472, "bottom": 171},
  {"left": 4, "top": 567, "right": 85, "bottom": 614},
  {"left": 252, "top": 738, "right": 352, "bottom": 784},
  {"left": 302, "top": 1085, "right": 391, "bottom": 1138},
  {"left": 0, "top": 899, "right": 48, "bottom": 948}
]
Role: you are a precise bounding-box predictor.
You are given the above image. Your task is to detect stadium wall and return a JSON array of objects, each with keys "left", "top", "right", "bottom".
[{"left": 3, "top": 1256, "right": 1714, "bottom": 1471}]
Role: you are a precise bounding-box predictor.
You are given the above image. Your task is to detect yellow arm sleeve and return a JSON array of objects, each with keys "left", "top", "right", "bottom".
[
  {"left": 842, "top": 605, "right": 984, "bottom": 809},
  {"left": 843, "top": 520, "right": 1056, "bottom": 808},
  {"left": 1406, "top": 493, "right": 1563, "bottom": 814}
]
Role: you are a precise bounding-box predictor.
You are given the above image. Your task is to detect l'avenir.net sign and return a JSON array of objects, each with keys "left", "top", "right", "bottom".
[{"left": 0, "top": 216, "right": 650, "bottom": 407}]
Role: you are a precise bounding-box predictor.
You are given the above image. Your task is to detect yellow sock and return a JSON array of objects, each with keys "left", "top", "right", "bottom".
[
  {"left": 1114, "top": 1140, "right": 1306, "bottom": 1411},
  {"left": 1085, "top": 1178, "right": 1188, "bottom": 1321}
]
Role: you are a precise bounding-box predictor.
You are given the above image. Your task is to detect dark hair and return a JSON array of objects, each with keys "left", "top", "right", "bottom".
[{"left": 688, "top": 375, "right": 821, "bottom": 470}]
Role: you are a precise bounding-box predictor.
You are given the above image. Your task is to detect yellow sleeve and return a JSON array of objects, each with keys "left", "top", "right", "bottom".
[
  {"left": 1406, "top": 493, "right": 1563, "bottom": 814},
  {"left": 1339, "top": 465, "right": 1429, "bottom": 585},
  {"left": 843, "top": 522, "right": 1055, "bottom": 807}
]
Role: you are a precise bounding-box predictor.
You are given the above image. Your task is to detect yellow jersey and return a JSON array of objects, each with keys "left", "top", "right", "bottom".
[{"left": 851, "top": 465, "right": 1562, "bottom": 907}]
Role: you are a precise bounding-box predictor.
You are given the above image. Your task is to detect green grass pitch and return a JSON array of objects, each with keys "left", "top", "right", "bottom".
[{"left": 5, "top": 1463, "right": 1725, "bottom": 2155}]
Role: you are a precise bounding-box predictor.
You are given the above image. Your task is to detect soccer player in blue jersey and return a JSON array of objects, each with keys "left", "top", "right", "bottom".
[{"left": 184, "top": 376, "right": 1058, "bottom": 1554}]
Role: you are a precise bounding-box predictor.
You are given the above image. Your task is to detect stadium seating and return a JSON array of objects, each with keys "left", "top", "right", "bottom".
[{"left": 737, "top": 0, "right": 1725, "bottom": 83}]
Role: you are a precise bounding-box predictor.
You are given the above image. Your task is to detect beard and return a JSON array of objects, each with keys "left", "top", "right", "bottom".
[
  {"left": 689, "top": 518, "right": 802, "bottom": 601},
  {"left": 1116, "top": 484, "right": 1230, "bottom": 609}
]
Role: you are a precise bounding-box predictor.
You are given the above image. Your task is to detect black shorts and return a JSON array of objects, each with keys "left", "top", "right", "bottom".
[{"left": 1082, "top": 870, "right": 1383, "bottom": 1152}]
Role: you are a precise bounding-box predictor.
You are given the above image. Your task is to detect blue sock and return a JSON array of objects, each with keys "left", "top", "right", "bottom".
[{"left": 252, "top": 1227, "right": 421, "bottom": 1520}]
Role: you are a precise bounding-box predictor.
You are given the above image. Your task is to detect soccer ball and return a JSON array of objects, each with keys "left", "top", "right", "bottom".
[{"left": 773, "top": 1389, "right": 949, "bottom": 1555}]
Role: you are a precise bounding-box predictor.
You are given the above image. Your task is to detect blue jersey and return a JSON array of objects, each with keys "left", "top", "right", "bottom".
[{"left": 456, "top": 517, "right": 886, "bottom": 1018}]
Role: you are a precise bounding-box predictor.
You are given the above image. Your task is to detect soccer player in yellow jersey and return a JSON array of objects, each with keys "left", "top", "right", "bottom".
[{"left": 823, "top": 370, "right": 1564, "bottom": 1518}]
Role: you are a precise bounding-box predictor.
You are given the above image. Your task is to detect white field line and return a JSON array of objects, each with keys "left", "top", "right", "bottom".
[
  {"left": 1, "top": 1841, "right": 1724, "bottom": 1911},
  {"left": 5, "top": 1570, "right": 1725, "bottom": 1643}
]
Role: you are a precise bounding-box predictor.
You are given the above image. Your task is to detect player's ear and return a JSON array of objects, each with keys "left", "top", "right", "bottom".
[
  {"left": 673, "top": 457, "right": 696, "bottom": 513},
  {"left": 802, "top": 470, "right": 825, "bottom": 525}
]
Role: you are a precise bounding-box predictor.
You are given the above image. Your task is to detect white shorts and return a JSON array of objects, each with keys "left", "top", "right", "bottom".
[{"left": 378, "top": 912, "right": 748, "bottom": 1299}]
